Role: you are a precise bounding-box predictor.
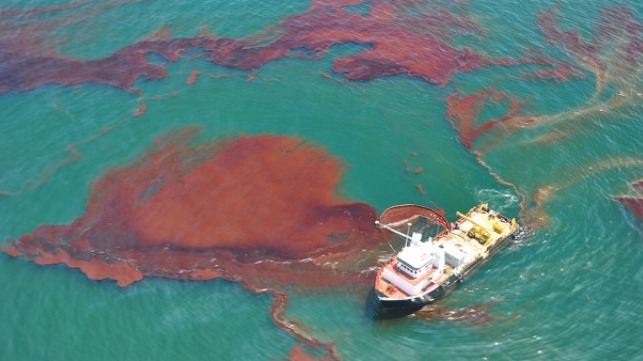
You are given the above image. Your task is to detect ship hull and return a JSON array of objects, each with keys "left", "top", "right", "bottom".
[{"left": 367, "top": 279, "right": 452, "bottom": 319}]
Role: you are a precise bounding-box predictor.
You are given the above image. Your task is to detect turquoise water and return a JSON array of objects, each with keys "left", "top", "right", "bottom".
[{"left": 1, "top": 1, "right": 642, "bottom": 360}]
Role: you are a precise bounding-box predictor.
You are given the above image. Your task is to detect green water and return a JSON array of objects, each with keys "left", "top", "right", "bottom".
[{"left": 1, "top": 1, "right": 642, "bottom": 360}]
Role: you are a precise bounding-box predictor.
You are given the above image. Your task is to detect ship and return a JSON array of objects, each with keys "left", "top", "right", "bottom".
[{"left": 367, "top": 203, "right": 520, "bottom": 319}]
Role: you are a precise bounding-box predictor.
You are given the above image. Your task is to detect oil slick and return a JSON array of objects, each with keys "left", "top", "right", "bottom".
[{"left": 3, "top": 128, "right": 382, "bottom": 361}]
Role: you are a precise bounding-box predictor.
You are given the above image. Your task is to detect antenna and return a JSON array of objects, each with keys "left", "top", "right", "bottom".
[{"left": 406, "top": 222, "right": 412, "bottom": 247}]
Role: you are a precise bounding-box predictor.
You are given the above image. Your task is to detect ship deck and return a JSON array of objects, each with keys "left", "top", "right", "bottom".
[{"left": 374, "top": 205, "right": 518, "bottom": 300}]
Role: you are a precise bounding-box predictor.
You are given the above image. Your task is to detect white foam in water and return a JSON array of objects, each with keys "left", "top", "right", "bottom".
[{"left": 474, "top": 188, "right": 520, "bottom": 212}]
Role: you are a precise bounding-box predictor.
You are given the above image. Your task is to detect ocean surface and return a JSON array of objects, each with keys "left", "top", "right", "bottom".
[{"left": 1, "top": 0, "right": 642, "bottom": 360}]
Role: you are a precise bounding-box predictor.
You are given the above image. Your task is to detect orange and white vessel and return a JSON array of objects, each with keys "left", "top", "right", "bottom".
[{"left": 368, "top": 204, "right": 519, "bottom": 318}]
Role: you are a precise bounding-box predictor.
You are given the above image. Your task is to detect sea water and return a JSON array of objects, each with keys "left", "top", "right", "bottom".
[{"left": 1, "top": 1, "right": 641, "bottom": 360}]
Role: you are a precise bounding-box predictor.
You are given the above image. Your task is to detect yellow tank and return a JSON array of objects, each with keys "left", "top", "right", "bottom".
[{"left": 492, "top": 221, "right": 507, "bottom": 233}]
